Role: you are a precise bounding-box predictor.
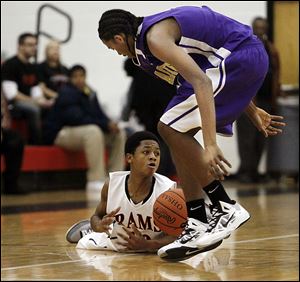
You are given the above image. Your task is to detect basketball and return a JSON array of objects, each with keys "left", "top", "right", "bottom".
[{"left": 153, "top": 188, "right": 188, "bottom": 236}]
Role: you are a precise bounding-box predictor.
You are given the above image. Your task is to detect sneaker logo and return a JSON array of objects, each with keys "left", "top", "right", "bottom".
[
  {"left": 185, "top": 249, "right": 200, "bottom": 256},
  {"left": 190, "top": 205, "right": 202, "bottom": 211},
  {"left": 219, "top": 201, "right": 233, "bottom": 212},
  {"left": 208, "top": 185, "right": 219, "bottom": 194},
  {"left": 80, "top": 229, "right": 93, "bottom": 237},
  {"left": 222, "top": 206, "right": 231, "bottom": 212},
  {"left": 221, "top": 214, "right": 235, "bottom": 228},
  {"left": 88, "top": 238, "right": 98, "bottom": 245}
]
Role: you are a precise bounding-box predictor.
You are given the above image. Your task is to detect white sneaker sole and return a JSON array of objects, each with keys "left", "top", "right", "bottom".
[{"left": 158, "top": 240, "right": 223, "bottom": 262}]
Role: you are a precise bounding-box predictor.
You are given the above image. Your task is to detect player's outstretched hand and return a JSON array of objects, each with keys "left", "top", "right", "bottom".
[
  {"left": 250, "top": 107, "right": 286, "bottom": 137},
  {"left": 97, "top": 206, "right": 121, "bottom": 234}
]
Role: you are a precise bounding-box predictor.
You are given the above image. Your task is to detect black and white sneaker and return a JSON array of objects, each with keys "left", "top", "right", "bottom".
[
  {"left": 157, "top": 218, "right": 223, "bottom": 262},
  {"left": 196, "top": 201, "right": 251, "bottom": 247},
  {"left": 65, "top": 219, "right": 93, "bottom": 243}
]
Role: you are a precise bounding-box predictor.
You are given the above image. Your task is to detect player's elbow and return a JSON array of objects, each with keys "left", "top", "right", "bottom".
[{"left": 190, "top": 73, "right": 212, "bottom": 91}]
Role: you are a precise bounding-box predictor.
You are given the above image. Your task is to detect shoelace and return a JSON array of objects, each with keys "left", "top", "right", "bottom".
[
  {"left": 177, "top": 221, "right": 200, "bottom": 244},
  {"left": 207, "top": 206, "right": 224, "bottom": 232}
]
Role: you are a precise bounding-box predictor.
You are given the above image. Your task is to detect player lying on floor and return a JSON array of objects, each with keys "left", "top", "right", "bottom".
[{"left": 66, "top": 131, "right": 178, "bottom": 252}]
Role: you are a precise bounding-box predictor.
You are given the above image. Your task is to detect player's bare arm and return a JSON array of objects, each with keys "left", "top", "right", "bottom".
[
  {"left": 90, "top": 180, "right": 120, "bottom": 234},
  {"left": 146, "top": 19, "right": 231, "bottom": 179}
]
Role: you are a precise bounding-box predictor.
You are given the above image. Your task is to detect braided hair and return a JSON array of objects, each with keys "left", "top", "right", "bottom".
[{"left": 98, "top": 9, "right": 143, "bottom": 41}]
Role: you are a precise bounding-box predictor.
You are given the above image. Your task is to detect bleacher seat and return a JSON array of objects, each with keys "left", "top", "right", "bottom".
[{"left": 1, "top": 146, "right": 87, "bottom": 172}]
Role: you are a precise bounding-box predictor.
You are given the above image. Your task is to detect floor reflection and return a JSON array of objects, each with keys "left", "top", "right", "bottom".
[{"left": 65, "top": 244, "right": 233, "bottom": 281}]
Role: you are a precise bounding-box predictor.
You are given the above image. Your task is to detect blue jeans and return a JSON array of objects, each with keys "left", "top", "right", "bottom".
[{"left": 10, "top": 100, "right": 42, "bottom": 145}]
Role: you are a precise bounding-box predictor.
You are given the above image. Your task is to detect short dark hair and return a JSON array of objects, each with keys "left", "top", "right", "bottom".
[
  {"left": 125, "top": 131, "right": 160, "bottom": 155},
  {"left": 18, "top": 33, "right": 37, "bottom": 45},
  {"left": 98, "top": 9, "right": 143, "bottom": 41},
  {"left": 68, "top": 64, "right": 86, "bottom": 77},
  {"left": 252, "top": 17, "right": 267, "bottom": 26}
]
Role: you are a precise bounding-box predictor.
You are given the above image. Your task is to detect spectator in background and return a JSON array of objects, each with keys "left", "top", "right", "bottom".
[
  {"left": 1, "top": 33, "right": 54, "bottom": 145},
  {"left": 235, "top": 17, "right": 282, "bottom": 183},
  {"left": 43, "top": 64, "right": 126, "bottom": 192},
  {"left": 38, "top": 40, "right": 69, "bottom": 99},
  {"left": 121, "top": 58, "right": 176, "bottom": 178},
  {"left": 1, "top": 91, "right": 26, "bottom": 194}
]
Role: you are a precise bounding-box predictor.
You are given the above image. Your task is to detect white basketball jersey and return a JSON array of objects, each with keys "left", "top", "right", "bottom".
[{"left": 106, "top": 171, "right": 177, "bottom": 240}]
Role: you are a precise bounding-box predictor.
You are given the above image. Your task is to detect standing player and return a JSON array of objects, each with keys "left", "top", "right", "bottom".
[
  {"left": 66, "top": 131, "right": 178, "bottom": 252},
  {"left": 97, "top": 5, "right": 286, "bottom": 260}
]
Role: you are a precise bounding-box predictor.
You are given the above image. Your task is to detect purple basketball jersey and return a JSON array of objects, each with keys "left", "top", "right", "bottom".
[{"left": 132, "top": 5, "right": 269, "bottom": 135}]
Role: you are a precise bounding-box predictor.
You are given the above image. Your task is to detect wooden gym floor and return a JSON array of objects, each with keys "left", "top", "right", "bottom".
[{"left": 1, "top": 179, "right": 299, "bottom": 281}]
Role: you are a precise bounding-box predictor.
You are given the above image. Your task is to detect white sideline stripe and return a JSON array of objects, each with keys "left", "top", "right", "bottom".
[
  {"left": 1, "top": 278, "right": 88, "bottom": 281},
  {"left": 1, "top": 253, "right": 135, "bottom": 271},
  {"left": 1, "top": 259, "right": 83, "bottom": 271},
  {"left": 227, "top": 233, "right": 299, "bottom": 244},
  {"left": 2, "top": 234, "right": 298, "bottom": 271}
]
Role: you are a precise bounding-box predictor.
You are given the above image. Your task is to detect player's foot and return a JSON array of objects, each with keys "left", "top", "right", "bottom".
[
  {"left": 65, "top": 219, "right": 93, "bottom": 243},
  {"left": 157, "top": 218, "right": 223, "bottom": 262},
  {"left": 196, "top": 201, "right": 251, "bottom": 247}
]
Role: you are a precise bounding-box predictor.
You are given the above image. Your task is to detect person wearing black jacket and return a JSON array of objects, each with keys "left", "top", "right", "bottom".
[
  {"left": 38, "top": 40, "right": 69, "bottom": 99},
  {"left": 43, "top": 65, "right": 126, "bottom": 191},
  {"left": 122, "top": 58, "right": 177, "bottom": 177},
  {"left": 1, "top": 33, "right": 54, "bottom": 145}
]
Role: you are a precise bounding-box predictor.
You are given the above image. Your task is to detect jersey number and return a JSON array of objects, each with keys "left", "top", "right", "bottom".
[{"left": 154, "top": 63, "right": 178, "bottom": 85}]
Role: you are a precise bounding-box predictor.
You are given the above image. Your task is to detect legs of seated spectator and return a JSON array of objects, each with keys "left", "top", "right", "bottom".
[
  {"left": 82, "top": 126, "right": 107, "bottom": 181},
  {"left": 54, "top": 125, "right": 126, "bottom": 192},
  {"left": 54, "top": 125, "right": 106, "bottom": 182},
  {"left": 105, "top": 130, "right": 126, "bottom": 173},
  {"left": 11, "top": 100, "right": 42, "bottom": 145}
]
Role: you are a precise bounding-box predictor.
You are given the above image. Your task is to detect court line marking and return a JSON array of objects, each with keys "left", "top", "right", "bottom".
[
  {"left": 1, "top": 259, "right": 84, "bottom": 271},
  {"left": 227, "top": 233, "right": 299, "bottom": 244},
  {"left": 1, "top": 253, "right": 136, "bottom": 271},
  {"left": 1, "top": 234, "right": 298, "bottom": 271}
]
